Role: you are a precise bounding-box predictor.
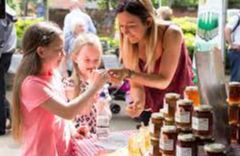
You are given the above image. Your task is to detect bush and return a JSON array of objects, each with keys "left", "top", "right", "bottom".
[
  {"left": 15, "top": 18, "right": 44, "bottom": 48},
  {"left": 173, "top": 17, "right": 197, "bottom": 59}
]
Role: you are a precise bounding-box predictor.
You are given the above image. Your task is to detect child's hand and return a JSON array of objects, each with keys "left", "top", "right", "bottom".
[
  {"left": 74, "top": 126, "right": 90, "bottom": 140},
  {"left": 89, "top": 70, "right": 108, "bottom": 91}
]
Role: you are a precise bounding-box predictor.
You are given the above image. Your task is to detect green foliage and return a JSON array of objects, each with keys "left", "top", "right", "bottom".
[
  {"left": 173, "top": 17, "right": 197, "bottom": 58},
  {"left": 15, "top": 18, "right": 43, "bottom": 48}
]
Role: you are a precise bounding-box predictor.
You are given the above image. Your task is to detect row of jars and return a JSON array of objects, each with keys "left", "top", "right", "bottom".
[
  {"left": 151, "top": 126, "right": 226, "bottom": 156},
  {"left": 148, "top": 91, "right": 226, "bottom": 156}
]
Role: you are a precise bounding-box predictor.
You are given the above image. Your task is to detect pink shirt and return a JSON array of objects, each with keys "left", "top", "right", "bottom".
[{"left": 20, "top": 72, "right": 71, "bottom": 156}]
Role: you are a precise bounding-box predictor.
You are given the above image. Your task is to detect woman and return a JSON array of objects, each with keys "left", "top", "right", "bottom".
[{"left": 108, "top": 0, "right": 193, "bottom": 124}]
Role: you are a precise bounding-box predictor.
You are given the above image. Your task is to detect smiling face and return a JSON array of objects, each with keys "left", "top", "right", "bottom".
[
  {"left": 117, "top": 11, "right": 150, "bottom": 44},
  {"left": 74, "top": 44, "right": 101, "bottom": 78}
]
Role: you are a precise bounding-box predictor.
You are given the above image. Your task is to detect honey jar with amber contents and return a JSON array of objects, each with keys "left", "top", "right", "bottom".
[
  {"left": 150, "top": 112, "right": 164, "bottom": 138},
  {"left": 164, "top": 93, "right": 180, "bottom": 120}
]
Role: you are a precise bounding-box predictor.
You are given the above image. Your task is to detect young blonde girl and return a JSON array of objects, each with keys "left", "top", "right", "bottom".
[
  {"left": 11, "top": 22, "right": 108, "bottom": 156},
  {"left": 67, "top": 32, "right": 111, "bottom": 134}
]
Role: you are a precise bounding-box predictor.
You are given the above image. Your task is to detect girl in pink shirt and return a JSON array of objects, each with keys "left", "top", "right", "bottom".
[{"left": 11, "top": 22, "right": 108, "bottom": 156}]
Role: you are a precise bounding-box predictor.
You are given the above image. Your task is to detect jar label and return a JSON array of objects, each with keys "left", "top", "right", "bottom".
[
  {"left": 175, "top": 110, "right": 190, "bottom": 123},
  {"left": 176, "top": 145, "right": 192, "bottom": 156},
  {"left": 192, "top": 117, "right": 209, "bottom": 131},
  {"left": 160, "top": 138, "right": 174, "bottom": 151}
]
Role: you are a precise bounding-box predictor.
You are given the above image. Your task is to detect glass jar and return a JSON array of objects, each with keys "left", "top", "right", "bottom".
[
  {"left": 151, "top": 137, "right": 160, "bottom": 156},
  {"left": 150, "top": 112, "right": 164, "bottom": 138},
  {"left": 228, "top": 82, "right": 240, "bottom": 104},
  {"left": 228, "top": 104, "right": 239, "bottom": 125},
  {"left": 164, "top": 93, "right": 180, "bottom": 120},
  {"left": 175, "top": 99, "right": 193, "bottom": 131},
  {"left": 204, "top": 143, "right": 226, "bottom": 156},
  {"left": 160, "top": 125, "right": 177, "bottom": 155},
  {"left": 176, "top": 134, "right": 197, "bottom": 156},
  {"left": 196, "top": 136, "right": 215, "bottom": 156},
  {"left": 192, "top": 105, "right": 213, "bottom": 138},
  {"left": 184, "top": 86, "right": 200, "bottom": 107},
  {"left": 230, "top": 123, "right": 238, "bottom": 144},
  {"left": 164, "top": 116, "right": 175, "bottom": 126}
]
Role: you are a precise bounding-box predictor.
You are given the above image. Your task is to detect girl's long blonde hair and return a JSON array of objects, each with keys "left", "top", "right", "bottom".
[
  {"left": 116, "top": 0, "right": 158, "bottom": 73},
  {"left": 12, "top": 22, "right": 62, "bottom": 142},
  {"left": 70, "top": 33, "right": 102, "bottom": 96}
]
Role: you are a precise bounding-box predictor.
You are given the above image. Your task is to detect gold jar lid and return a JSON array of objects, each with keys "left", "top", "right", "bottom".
[
  {"left": 194, "top": 105, "right": 213, "bottom": 112},
  {"left": 204, "top": 143, "right": 225, "bottom": 153},
  {"left": 178, "top": 134, "right": 195, "bottom": 142},
  {"left": 151, "top": 112, "right": 164, "bottom": 119},
  {"left": 165, "top": 92, "right": 180, "bottom": 100},
  {"left": 177, "top": 99, "right": 193, "bottom": 106},
  {"left": 161, "top": 125, "right": 177, "bottom": 133},
  {"left": 185, "top": 86, "right": 198, "bottom": 91}
]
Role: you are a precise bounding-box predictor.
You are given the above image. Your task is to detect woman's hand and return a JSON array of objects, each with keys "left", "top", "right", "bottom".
[
  {"left": 108, "top": 68, "right": 130, "bottom": 82},
  {"left": 125, "top": 100, "right": 144, "bottom": 118}
]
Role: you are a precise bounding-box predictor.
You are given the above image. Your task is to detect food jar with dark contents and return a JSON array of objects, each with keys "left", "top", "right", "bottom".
[
  {"left": 228, "top": 103, "right": 239, "bottom": 125},
  {"left": 192, "top": 105, "right": 213, "bottom": 138},
  {"left": 151, "top": 137, "right": 161, "bottom": 156},
  {"left": 150, "top": 112, "right": 164, "bottom": 138},
  {"left": 176, "top": 134, "right": 197, "bottom": 156},
  {"left": 228, "top": 82, "right": 240, "bottom": 104},
  {"left": 204, "top": 143, "right": 226, "bottom": 156},
  {"left": 196, "top": 136, "right": 215, "bottom": 156},
  {"left": 175, "top": 99, "right": 193, "bottom": 131},
  {"left": 230, "top": 123, "right": 238, "bottom": 144},
  {"left": 164, "top": 93, "right": 180, "bottom": 120},
  {"left": 160, "top": 125, "right": 177, "bottom": 155}
]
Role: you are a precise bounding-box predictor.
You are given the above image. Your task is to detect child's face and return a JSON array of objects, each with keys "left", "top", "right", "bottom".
[
  {"left": 74, "top": 44, "right": 101, "bottom": 78},
  {"left": 41, "top": 35, "right": 65, "bottom": 69}
]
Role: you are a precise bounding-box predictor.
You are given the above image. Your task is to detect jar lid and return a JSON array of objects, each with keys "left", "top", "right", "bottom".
[
  {"left": 229, "top": 81, "right": 240, "bottom": 86},
  {"left": 194, "top": 105, "right": 213, "bottom": 111},
  {"left": 151, "top": 112, "right": 164, "bottom": 119},
  {"left": 178, "top": 134, "right": 195, "bottom": 142},
  {"left": 177, "top": 99, "right": 193, "bottom": 106},
  {"left": 161, "top": 125, "right": 176, "bottom": 132},
  {"left": 165, "top": 93, "right": 180, "bottom": 99},
  {"left": 204, "top": 143, "right": 225, "bottom": 153},
  {"left": 185, "top": 86, "right": 198, "bottom": 91}
]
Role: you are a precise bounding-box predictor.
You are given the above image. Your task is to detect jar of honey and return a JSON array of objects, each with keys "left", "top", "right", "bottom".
[
  {"left": 176, "top": 134, "right": 196, "bottom": 156},
  {"left": 204, "top": 143, "right": 226, "bottom": 156},
  {"left": 164, "top": 93, "right": 180, "bottom": 120},
  {"left": 150, "top": 112, "right": 164, "bottom": 138},
  {"left": 150, "top": 137, "right": 160, "bottom": 156},
  {"left": 164, "top": 116, "right": 175, "bottom": 126},
  {"left": 160, "top": 125, "right": 177, "bottom": 155},
  {"left": 228, "top": 82, "right": 240, "bottom": 104},
  {"left": 175, "top": 99, "right": 193, "bottom": 131},
  {"left": 192, "top": 105, "right": 213, "bottom": 138},
  {"left": 228, "top": 104, "right": 239, "bottom": 125},
  {"left": 184, "top": 86, "right": 200, "bottom": 107}
]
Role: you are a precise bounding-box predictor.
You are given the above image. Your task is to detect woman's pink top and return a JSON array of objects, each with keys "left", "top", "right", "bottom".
[
  {"left": 20, "top": 72, "right": 71, "bottom": 156},
  {"left": 139, "top": 28, "right": 194, "bottom": 112}
]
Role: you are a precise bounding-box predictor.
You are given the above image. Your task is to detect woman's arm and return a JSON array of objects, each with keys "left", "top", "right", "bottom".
[{"left": 109, "top": 25, "right": 183, "bottom": 89}]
